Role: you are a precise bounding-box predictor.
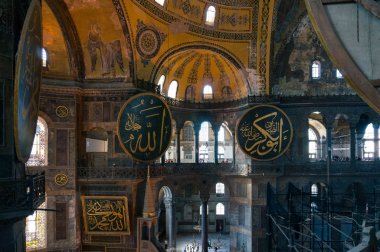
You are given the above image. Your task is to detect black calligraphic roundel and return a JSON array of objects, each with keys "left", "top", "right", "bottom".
[
  {"left": 236, "top": 104, "right": 293, "bottom": 161},
  {"left": 117, "top": 93, "right": 173, "bottom": 162}
]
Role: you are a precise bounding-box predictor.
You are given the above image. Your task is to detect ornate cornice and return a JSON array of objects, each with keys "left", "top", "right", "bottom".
[{"left": 133, "top": 0, "right": 254, "bottom": 40}]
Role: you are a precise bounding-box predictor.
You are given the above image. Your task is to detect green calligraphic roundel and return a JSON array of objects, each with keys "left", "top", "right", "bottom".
[
  {"left": 236, "top": 104, "right": 293, "bottom": 161},
  {"left": 117, "top": 93, "right": 173, "bottom": 162}
]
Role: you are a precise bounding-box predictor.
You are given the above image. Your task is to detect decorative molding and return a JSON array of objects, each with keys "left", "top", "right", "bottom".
[
  {"left": 112, "top": 0, "right": 135, "bottom": 80},
  {"left": 256, "top": 0, "right": 275, "bottom": 95},
  {"left": 133, "top": 0, "right": 253, "bottom": 40}
]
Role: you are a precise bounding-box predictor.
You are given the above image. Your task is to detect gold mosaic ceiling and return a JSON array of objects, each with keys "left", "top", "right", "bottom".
[
  {"left": 41, "top": 0, "right": 263, "bottom": 101},
  {"left": 155, "top": 49, "right": 248, "bottom": 101}
]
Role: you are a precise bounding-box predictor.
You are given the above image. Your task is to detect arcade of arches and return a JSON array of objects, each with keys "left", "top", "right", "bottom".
[{"left": 1, "top": 0, "right": 380, "bottom": 252}]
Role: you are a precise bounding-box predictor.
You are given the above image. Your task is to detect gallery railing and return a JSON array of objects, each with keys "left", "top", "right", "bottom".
[
  {"left": 0, "top": 173, "right": 45, "bottom": 219},
  {"left": 78, "top": 160, "right": 378, "bottom": 180},
  {"left": 78, "top": 163, "right": 236, "bottom": 180}
]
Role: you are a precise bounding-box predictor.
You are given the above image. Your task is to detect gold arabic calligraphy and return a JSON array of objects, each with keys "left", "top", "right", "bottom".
[
  {"left": 119, "top": 95, "right": 171, "bottom": 160},
  {"left": 239, "top": 110, "right": 291, "bottom": 158},
  {"left": 86, "top": 199, "right": 127, "bottom": 232}
]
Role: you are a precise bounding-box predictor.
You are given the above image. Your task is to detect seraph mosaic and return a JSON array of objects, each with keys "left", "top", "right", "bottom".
[
  {"left": 236, "top": 104, "right": 293, "bottom": 161},
  {"left": 87, "top": 23, "right": 126, "bottom": 77}
]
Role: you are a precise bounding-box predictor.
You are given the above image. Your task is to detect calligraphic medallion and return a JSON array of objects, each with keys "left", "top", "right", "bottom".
[
  {"left": 117, "top": 93, "right": 172, "bottom": 162},
  {"left": 54, "top": 173, "right": 69, "bottom": 186},
  {"left": 56, "top": 105, "right": 69, "bottom": 118},
  {"left": 81, "top": 196, "right": 130, "bottom": 235},
  {"left": 236, "top": 104, "right": 293, "bottom": 161},
  {"left": 13, "top": 0, "right": 42, "bottom": 163}
]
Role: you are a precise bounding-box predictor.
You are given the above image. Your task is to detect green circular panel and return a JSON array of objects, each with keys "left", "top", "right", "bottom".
[
  {"left": 117, "top": 93, "right": 172, "bottom": 162},
  {"left": 236, "top": 104, "right": 293, "bottom": 161}
]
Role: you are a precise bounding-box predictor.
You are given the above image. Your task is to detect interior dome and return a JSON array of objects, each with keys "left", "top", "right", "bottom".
[{"left": 155, "top": 48, "right": 247, "bottom": 102}]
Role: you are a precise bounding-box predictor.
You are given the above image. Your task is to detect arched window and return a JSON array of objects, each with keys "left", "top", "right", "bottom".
[
  {"left": 218, "top": 127, "right": 225, "bottom": 142},
  {"left": 200, "top": 122, "right": 209, "bottom": 142},
  {"left": 157, "top": 75, "right": 165, "bottom": 93},
  {"left": 203, "top": 85, "right": 213, "bottom": 100},
  {"left": 222, "top": 86, "right": 232, "bottom": 98},
  {"left": 200, "top": 205, "right": 209, "bottom": 215},
  {"left": 311, "top": 184, "right": 318, "bottom": 196},
  {"left": 167, "top": 80, "right": 178, "bottom": 99},
  {"left": 216, "top": 203, "right": 225, "bottom": 215},
  {"left": 311, "top": 60, "right": 321, "bottom": 79},
  {"left": 42, "top": 48, "right": 47, "bottom": 68},
  {"left": 185, "top": 85, "right": 194, "bottom": 101},
  {"left": 26, "top": 117, "right": 48, "bottom": 166},
  {"left": 363, "top": 123, "right": 375, "bottom": 160},
  {"left": 205, "top": 6, "right": 216, "bottom": 26},
  {"left": 182, "top": 124, "right": 194, "bottom": 141},
  {"left": 26, "top": 201, "right": 47, "bottom": 250},
  {"left": 216, "top": 182, "right": 225, "bottom": 194},
  {"left": 155, "top": 0, "right": 165, "bottom": 6},
  {"left": 336, "top": 69, "right": 343, "bottom": 79},
  {"left": 309, "top": 128, "right": 318, "bottom": 160}
]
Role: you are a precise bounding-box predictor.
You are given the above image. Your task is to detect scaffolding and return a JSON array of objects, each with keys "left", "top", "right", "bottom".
[{"left": 267, "top": 183, "right": 380, "bottom": 251}]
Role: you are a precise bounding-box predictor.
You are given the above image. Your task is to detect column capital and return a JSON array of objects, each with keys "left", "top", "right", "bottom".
[
  {"left": 211, "top": 123, "right": 221, "bottom": 133},
  {"left": 200, "top": 193, "right": 210, "bottom": 203},
  {"left": 193, "top": 123, "right": 201, "bottom": 133},
  {"left": 324, "top": 115, "right": 335, "bottom": 128},
  {"left": 348, "top": 114, "right": 360, "bottom": 128},
  {"left": 164, "top": 198, "right": 172, "bottom": 208}
]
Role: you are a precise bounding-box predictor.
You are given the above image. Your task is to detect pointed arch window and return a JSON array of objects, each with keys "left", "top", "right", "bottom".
[
  {"left": 216, "top": 203, "right": 225, "bottom": 215},
  {"left": 167, "top": 80, "right": 178, "bottom": 99},
  {"left": 203, "top": 85, "right": 213, "bottom": 100},
  {"left": 42, "top": 48, "right": 47, "bottom": 68},
  {"left": 157, "top": 75, "right": 165, "bottom": 93},
  {"left": 155, "top": 0, "right": 165, "bottom": 6},
  {"left": 26, "top": 117, "right": 48, "bottom": 167},
  {"left": 311, "top": 60, "right": 321, "bottom": 79},
  {"left": 26, "top": 201, "right": 47, "bottom": 250},
  {"left": 205, "top": 6, "right": 216, "bottom": 26}
]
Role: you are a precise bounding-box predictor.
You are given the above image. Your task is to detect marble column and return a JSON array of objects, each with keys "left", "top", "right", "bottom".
[
  {"left": 232, "top": 131, "right": 236, "bottom": 166},
  {"left": 374, "top": 122, "right": 379, "bottom": 161},
  {"left": 176, "top": 128, "right": 181, "bottom": 164},
  {"left": 164, "top": 198, "right": 174, "bottom": 249},
  {"left": 213, "top": 124, "right": 220, "bottom": 164},
  {"left": 350, "top": 125, "right": 356, "bottom": 166},
  {"left": 194, "top": 124, "right": 200, "bottom": 164},
  {"left": 200, "top": 194, "right": 210, "bottom": 252},
  {"left": 326, "top": 124, "right": 332, "bottom": 186}
]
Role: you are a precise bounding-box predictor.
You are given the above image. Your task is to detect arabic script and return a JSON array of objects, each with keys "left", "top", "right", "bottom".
[
  {"left": 85, "top": 198, "right": 129, "bottom": 233},
  {"left": 237, "top": 105, "right": 292, "bottom": 161},
  {"left": 117, "top": 93, "right": 172, "bottom": 162}
]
